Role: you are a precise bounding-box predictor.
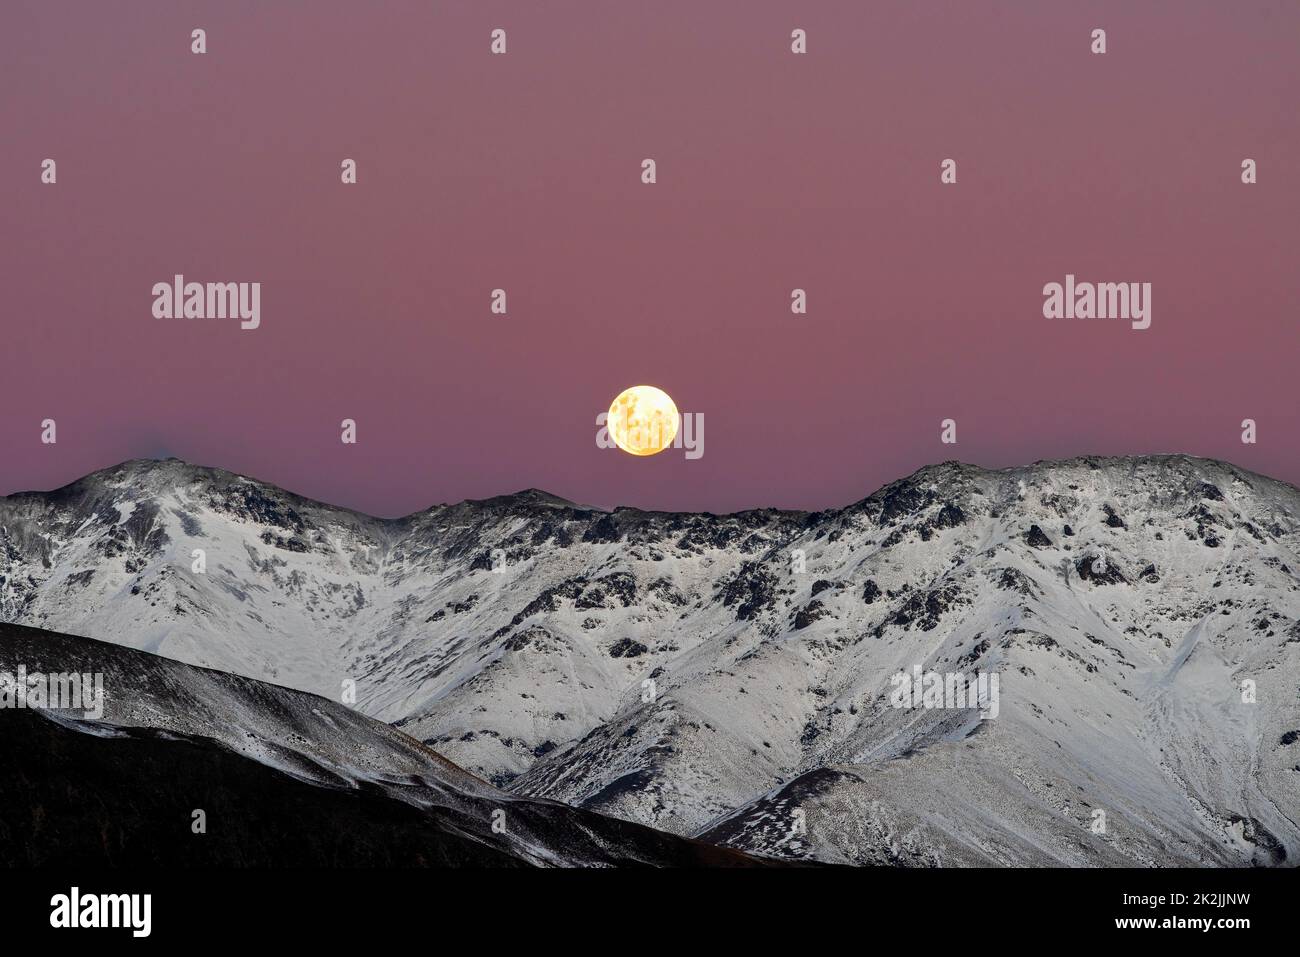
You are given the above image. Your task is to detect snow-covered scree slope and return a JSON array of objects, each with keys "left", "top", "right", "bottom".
[
  {"left": 0, "top": 622, "right": 760, "bottom": 867},
  {"left": 2, "top": 455, "right": 1298, "bottom": 865}
]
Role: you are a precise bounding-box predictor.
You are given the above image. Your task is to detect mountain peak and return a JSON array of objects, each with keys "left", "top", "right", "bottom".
[{"left": 469, "top": 488, "right": 591, "bottom": 510}]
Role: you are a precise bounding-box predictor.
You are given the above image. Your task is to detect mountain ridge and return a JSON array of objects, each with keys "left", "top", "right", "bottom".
[{"left": 8, "top": 450, "right": 1293, "bottom": 521}]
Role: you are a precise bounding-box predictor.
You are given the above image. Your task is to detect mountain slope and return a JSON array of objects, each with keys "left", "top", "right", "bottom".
[
  {"left": 0, "top": 621, "right": 760, "bottom": 867},
  {"left": 2, "top": 455, "right": 1298, "bottom": 865}
]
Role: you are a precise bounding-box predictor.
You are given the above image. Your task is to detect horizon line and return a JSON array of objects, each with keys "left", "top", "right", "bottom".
[{"left": 0, "top": 451, "right": 1286, "bottom": 523}]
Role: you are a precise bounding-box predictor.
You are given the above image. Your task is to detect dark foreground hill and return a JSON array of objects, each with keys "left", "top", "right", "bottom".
[{"left": 0, "top": 622, "right": 762, "bottom": 868}]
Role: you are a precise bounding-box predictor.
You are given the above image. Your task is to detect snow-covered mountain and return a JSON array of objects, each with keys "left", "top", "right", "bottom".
[
  {"left": 2, "top": 455, "right": 1297, "bottom": 866},
  {"left": 0, "top": 621, "right": 759, "bottom": 867}
]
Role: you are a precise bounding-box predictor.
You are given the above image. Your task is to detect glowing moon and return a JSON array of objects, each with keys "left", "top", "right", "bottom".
[{"left": 607, "top": 385, "right": 679, "bottom": 456}]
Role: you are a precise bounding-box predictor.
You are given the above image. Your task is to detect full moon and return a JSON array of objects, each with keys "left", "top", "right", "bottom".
[{"left": 607, "top": 385, "right": 679, "bottom": 456}]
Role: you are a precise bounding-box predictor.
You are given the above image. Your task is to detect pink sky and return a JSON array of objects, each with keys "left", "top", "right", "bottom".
[{"left": 2, "top": 1, "right": 1298, "bottom": 516}]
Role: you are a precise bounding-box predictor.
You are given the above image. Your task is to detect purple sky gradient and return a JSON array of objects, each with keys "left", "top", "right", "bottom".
[{"left": 3, "top": 1, "right": 1298, "bottom": 516}]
